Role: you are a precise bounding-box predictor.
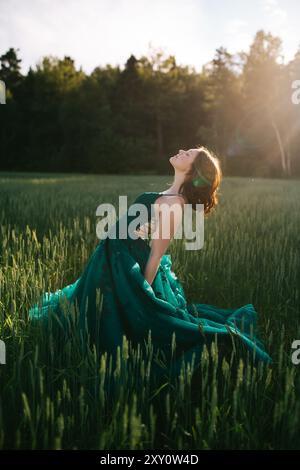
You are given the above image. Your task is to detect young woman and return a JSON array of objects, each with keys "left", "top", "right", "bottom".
[{"left": 29, "top": 145, "right": 272, "bottom": 387}]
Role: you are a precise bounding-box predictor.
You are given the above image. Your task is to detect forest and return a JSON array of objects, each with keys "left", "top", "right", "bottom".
[{"left": 0, "top": 29, "right": 299, "bottom": 178}]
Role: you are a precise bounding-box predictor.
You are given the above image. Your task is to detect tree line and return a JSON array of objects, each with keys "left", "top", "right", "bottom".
[{"left": 0, "top": 29, "right": 299, "bottom": 178}]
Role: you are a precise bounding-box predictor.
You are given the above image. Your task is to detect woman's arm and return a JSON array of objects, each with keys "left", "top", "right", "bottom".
[
  {"left": 143, "top": 251, "right": 162, "bottom": 286},
  {"left": 143, "top": 196, "right": 184, "bottom": 286}
]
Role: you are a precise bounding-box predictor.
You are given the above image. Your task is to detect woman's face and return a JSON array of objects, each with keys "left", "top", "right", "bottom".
[{"left": 169, "top": 149, "right": 199, "bottom": 172}]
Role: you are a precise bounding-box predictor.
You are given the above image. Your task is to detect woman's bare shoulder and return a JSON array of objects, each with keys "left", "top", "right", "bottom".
[{"left": 155, "top": 194, "right": 186, "bottom": 207}]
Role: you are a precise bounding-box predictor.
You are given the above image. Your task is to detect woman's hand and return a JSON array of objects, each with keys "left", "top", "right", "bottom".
[{"left": 143, "top": 252, "right": 162, "bottom": 286}]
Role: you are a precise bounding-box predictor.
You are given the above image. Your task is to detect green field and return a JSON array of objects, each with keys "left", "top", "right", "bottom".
[{"left": 0, "top": 173, "right": 299, "bottom": 449}]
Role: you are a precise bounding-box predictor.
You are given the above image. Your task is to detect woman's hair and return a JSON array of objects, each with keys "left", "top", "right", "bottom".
[{"left": 178, "top": 145, "right": 222, "bottom": 215}]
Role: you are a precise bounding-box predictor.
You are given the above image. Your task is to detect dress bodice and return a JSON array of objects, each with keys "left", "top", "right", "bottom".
[
  {"left": 126, "top": 191, "right": 184, "bottom": 246},
  {"left": 130, "top": 192, "right": 162, "bottom": 244},
  {"left": 108, "top": 192, "right": 161, "bottom": 252}
]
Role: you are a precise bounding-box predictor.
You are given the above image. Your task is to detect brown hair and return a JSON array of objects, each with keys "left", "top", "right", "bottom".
[{"left": 178, "top": 145, "right": 222, "bottom": 215}]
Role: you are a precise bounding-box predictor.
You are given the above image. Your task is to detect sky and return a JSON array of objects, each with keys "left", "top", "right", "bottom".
[{"left": 0, "top": 0, "right": 300, "bottom": 75}]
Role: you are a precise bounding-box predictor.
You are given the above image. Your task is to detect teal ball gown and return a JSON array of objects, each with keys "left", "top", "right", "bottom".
[{"left": 29, "top": 191, "right": 273, "bottom": 392}]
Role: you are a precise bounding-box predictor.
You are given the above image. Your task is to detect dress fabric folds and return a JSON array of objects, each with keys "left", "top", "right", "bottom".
[{"left": 29, "top": 191, "right": 273, "bottom": 388}]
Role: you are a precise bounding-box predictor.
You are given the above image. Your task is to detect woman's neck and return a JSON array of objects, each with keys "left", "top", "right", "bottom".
[{"left": 165, "top": 173, "right": 186, "bottom": 195}]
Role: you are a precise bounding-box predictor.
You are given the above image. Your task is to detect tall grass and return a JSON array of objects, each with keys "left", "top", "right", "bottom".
[{"left": 0, "top": 173, "right": 299, "bottom": 449}]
